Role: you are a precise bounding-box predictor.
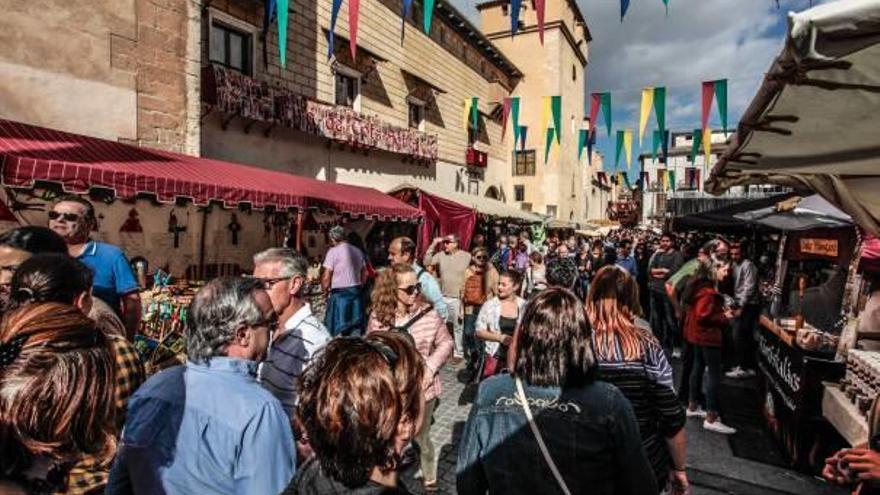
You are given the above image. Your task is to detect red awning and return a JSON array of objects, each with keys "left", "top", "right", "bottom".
[{"left": 0, "top": 120, "right": 420, "bottom": 221}]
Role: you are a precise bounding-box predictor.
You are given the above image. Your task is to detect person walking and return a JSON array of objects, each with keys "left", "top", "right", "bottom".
[
  {"left": 615, "top": 239, "right": 638, "bottom": 278},
  {"left": 253, "top": 248, "right": 331, "bottom": 417},
  {"left": 322, "top": 225, "right": 367, "bottom": 336},
  {"left": 523, "top": 251, "right": 547, "bottom": 298},
  {"left": 48, "top": 195, "right": 141, "bottom": 338},
  {"left": 647, "top": 233, "right": 684, "bottom": 352},
  {"left": 635, "top": 241, "right": 652, "bottom": 315},
  {"left": 460, "top": 247, "right": 499, "bottom": 372},
  {"left": 457, "top": 288, "right": 658, "bottom": 495},
  {"left": 586, "top": 266, "right": 688, "bottom": 493},
  {"left": 683, "top": 258, "right": 737, "bottom": 435},
  {"left": 367, "top": 264, "right": 453, "bottom": 492},
  {"left": 727, "top": 242, "right": 760, "bottom": 379},
  {"left": 108, "top": 277, "right": 296, "bottom": 494},
  {"left": 388, "top": 236, "right": 447, "bottom": 320},
  {"left": 424, "top": 234, "right": 471, "bottom": 363},
  {"left": 474, "top": 270, "right": 527, "bottom": 379}
]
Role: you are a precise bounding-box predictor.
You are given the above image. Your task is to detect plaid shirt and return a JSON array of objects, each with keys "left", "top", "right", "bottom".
[{"left": 63, "top": 333, "right": 145, "bottom": 495}]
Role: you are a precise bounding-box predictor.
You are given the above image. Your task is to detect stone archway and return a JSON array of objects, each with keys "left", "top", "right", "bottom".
[{"left": 485, "top": 186, "right": 500, "bottom": 201}]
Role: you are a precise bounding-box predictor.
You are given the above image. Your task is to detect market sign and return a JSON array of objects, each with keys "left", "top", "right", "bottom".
[
  {"left": 756, "top": 329, "right": 802, "bottom": 412},
  {"left": 799, "top": 238, "right": 838, "bottom": 257}
]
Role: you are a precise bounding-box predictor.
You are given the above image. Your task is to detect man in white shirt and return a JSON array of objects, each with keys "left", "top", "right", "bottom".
[{"left": 253, "top": 248, "right": 331, "bottom": 416}]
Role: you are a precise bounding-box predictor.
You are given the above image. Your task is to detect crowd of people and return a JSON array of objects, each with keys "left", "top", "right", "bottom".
[{"left": 3, "top": 195, "right": 880, "bottom": 494}]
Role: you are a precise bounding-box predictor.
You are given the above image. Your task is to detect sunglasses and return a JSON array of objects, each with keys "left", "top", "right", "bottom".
[
  {"left": 443, "top": 239, "right": 457, "bottom": 244},
  {"left": 474, "top": 255, "right": 488, "bottom": 261},
  {"left": 48, "top": 211, "right": 81, "bottom": 222},
  {"left": 250, "top": 276, "right": 293, "bottom": 289},
  {"left": 343, "top": 337, "right": 399, "bottom": 369},
  {"left": 397, "top": 283, "right": 421, "bottom": 295}
]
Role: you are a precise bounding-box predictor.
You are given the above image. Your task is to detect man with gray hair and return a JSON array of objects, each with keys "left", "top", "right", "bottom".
[
  {"left": 425, "top": 232, "right": 472, "bottom": 363},
  {"left": 253, "top": 248, "right": 330, "bottom": 415},
  {"left": 321, "top": 225, "right": 367, "bottom": 336},
  {"left": 108, "top": 277, "right": 296, "bottom": 494}
]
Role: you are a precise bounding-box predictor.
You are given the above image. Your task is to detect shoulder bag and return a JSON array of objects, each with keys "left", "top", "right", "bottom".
[{"left": 515, "top": 377, "right": 573, "bottom": 495}]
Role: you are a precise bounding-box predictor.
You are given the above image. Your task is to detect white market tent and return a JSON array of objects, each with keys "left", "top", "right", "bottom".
[{"left": 706, "top": 0, "right": 880, "bottom": 235}]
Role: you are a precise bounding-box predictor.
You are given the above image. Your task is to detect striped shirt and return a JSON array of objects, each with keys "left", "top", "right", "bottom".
[
  {"left": 259, "top": 303, "right": 331, "bottom": 416},
  {"left": 593, "top": 318, "right": 685, "bottom": 484}
]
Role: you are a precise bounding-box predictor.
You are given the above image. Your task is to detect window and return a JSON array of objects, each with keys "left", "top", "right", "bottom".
[
  {"left": 334, "top": 66, "right": 361, "bottom": 110},
  {"left": 521, "top": 202, "right": 533, "bottom": 212},
  {"left": 468, "top": 179, "right": 480, "bottom": 196},
  {"left": 408, "top": 99, "right": 425, "bottom": 131},
  {"left": 210, "top": 18, "right": 254, "bottom": 75},
  {"left": 513, "top": 150, "right": 536, "bottom": 176},
  {"left": 546, "top": 205, "right": 558, "bottom": 218},
  {"left": 514, "top": 185, "right": 525, "bottom": 202}
]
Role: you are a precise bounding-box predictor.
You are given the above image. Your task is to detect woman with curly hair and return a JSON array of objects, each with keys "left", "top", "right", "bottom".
[
  {"left": 367, "top": 264, "right": 452, "bottom": 492},
  {"left": 0, "top": 302, "right": 116, "bottom": 494},
  {"left": 586, "top": 266, "right": 688, "bottom": 494},
  {"left": 285, "top": 332, "right": 427, "bottom": 494}
]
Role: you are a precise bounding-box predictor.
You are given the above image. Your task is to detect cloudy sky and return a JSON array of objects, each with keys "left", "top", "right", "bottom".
[{"left": 448, "top": 0, "right": 826, "bottom": 175}]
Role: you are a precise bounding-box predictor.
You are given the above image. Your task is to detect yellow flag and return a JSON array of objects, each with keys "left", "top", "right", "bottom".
[
  {"left": 462, "top": 98, "right": 470, "bottom": 131},
  {"left": 638, "top": 88, "right": 654, "bottom": 145},
  {"left": 703, "top": 128, "right": 712, "bottom": 165},
  {"left": 623, "top": 129, "right": 633, "bottom": 168},
  {"left": 541, "top": 96, "right": 552, "bottom": 135}
]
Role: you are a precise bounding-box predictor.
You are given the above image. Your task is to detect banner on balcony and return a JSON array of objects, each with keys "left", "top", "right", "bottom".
[
  {"left": 208, "top": 65, "right": 438, "bottom": 161},
  {"left": 589, "top": 92, "right": 612, "bottom": 138},
  {"left": 701, "top": 79, "right": 728, "bottom": 132}
]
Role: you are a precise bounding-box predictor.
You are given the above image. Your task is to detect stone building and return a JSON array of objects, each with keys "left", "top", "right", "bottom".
[{"left": 0, "top": 0, "right": 598, "bottom": 222}]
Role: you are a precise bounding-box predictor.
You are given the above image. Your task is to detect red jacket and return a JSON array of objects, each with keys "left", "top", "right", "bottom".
[{"left": 684, "top": 285, "right": 727, "bottom": 347}]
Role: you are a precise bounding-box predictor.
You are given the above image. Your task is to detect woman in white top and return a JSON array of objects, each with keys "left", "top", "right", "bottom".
[{"left": 475, "top": 270, "right": 527, "bottom": 377}]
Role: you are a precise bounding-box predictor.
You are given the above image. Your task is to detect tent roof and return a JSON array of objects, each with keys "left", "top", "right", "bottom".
[
  {"left": 734, "top": 194, "right": 853, "bottom": 231},
  {"left": 672, "top": 193, "right": 799, "bottom": 232},
  {"left": 0, "top": 120, "right": 420, "bottom": 221},
  {"left": 706, "top": 0, "right": 880, "bottom": 234},
  {"left": 389, "top": 183, "right": 544, "bottom": 223}
]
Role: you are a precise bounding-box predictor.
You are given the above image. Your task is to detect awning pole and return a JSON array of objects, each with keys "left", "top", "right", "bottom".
[
  {"left": 295, "top": 210, "right": 305, "bottom": 252},
  {"left": 198, "top": 205, "right": 210, "bottom": 280}
]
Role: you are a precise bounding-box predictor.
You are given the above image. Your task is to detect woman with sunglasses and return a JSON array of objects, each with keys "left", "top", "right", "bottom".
[
  {"left": 460, "top": 248, "right": 499, "bottom": 372},
  {"left": 368, "top": 264, "right": 452, "bottom": 493},
  {"left": 474, "top": 270, "right": 526, "bottom": 379}
]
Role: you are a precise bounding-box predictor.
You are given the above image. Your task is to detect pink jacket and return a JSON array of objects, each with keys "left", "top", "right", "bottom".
[{"left": 367, "top": 305, "right": 453, "bottom": 401}]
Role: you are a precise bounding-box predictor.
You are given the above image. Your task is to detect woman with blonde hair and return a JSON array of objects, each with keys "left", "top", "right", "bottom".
[
  {"left": 0, "top": 303, "right": 116, "bottom": 494},
  {"left": 586, "top": 266, "right": 688, "bottom": 494},
  {"left": 368, "top": 263, "right": 452, "bottom": 492}
]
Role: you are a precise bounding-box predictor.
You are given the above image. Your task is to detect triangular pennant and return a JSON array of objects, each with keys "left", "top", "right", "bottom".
[
  {"left": 277, "top": 0, "right": 289, "bottom": 67},
  {"left": 327, "top": 0, "right": 344, "bottom": 60},
  {"left": 578, "top": 129, "right": 587, "bottom": 161},
  {"left": 601, "top": 93, "right": 612, "bottom": 136},
  {"left": 470, "top": 97, "right": 479, "bottom": 130},
  {"left": 462, "top": 98, "right": 471, "bottom": 131},
  {"left": 544, "top": 127, "right": 555, "bottom": 164},
  {"left": 540, "top": 97, "right": 551, "bottom": 137},
  {"left": 535, "top": 0, "right": 546, "bottom": 44},
  {"left": 653, "top": 86, "right": 666, "bottom": 135},
  {"left": 639, "top": 88, "right": 654, "bottom": 146},
  {"left": 510, "top": 0, "right": 523, "bottom": 36},
  {"left": 615, "top": 130, "right": 625, "bottom": 169},
  {"left": 661, "top": 130, "right": 670, "bottom": 164},
  {"left": 669, "top": 170, "right": 676, "bottom": 192},
  {"left": 512, "top": 97, "right": 521, "bottom": 145},
  {"left": 501, "top": 98, "right": 512, "bottom": 141},
  {"left": 349, "top": 0, "right": 360, "bottom": 61},
  {"left": 589, "top": 93, "right": 601, "bottom": 138},
  {"left": 701, "top": 81, "right": 715, "bottom": 131},
  {"left": 519, "top": 126, "right": 528, "bottom": 153},
  {"left": 423, "top": 0, "right": 436, "bottom": 34},
  {"left": 661, "top": 0, "right": 669, "bottom": 14},
  {"left": 652, "top": 130, "right": 662, "bottom": 160},
  {"left": 703, "top": 127, "right": 712, "bottom": 164},
  {"left": 551, "top": 96, "right": 562, "bottom": 144},
  {"left": 400, "top": 0, "right": 414, "bottom": 42},
  {"left": 689, "top": 129, "right": 702, "bottom": 163},
  {"left": 714, "top": 79, "right": 728, "bottom": 133},
  {"left": 262, "top": 0, "right": 277, "bottom": 68},
  {"left": 623, "top": 129, "right": 633, "bottom": 169},
  {"left": 621, "top": 0, "right": 631, "bottom": 21}
]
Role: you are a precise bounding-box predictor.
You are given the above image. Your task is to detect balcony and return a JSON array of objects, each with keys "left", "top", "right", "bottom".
[
  {"left": 466, "top": 147, "right": 488, "bottom": 167},
  {"left": 202, "top": 64, "right": 439, "bottom": 161}
]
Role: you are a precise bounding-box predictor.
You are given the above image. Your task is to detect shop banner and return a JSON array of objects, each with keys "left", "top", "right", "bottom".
[
  {"left": 800, "top": 238, "right": 839, "bottom": 257},
  {"left": 756, "top": 328, "right": 802, "bottom": 412}
]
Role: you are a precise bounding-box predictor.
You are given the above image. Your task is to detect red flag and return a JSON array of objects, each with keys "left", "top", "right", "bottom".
[
  {"left": 349, "top": 0, "right": 360, "bottom": 61},
  {"left": 501, "top": 98, "right": 512, "bottom": 141},
  {"left": 589, "top": 93, "right": 601, "bottom": 138},
  {"left": 535, "top": 0, "right": 546, "bottom": 44},
  {"left": 701, "top": 81, "right": 715, "bottom": 132}
]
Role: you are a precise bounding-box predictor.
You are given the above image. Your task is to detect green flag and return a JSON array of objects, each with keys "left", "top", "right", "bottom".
[
  {"left": 511, "top": 97, "right": 521, "bottom": 145},
  {"left": 423, "top": 0, "right": 436, "bottom": 33},
  {"left": 652, "top": 130, "right": 662, "bottom": 160},
  {"left": 653, "top": 87, "right": 666, "bottom": 135},
  {"left": 544, "top": 127, "right": 555, "bottom": 164},
  {"left": 669, "top": 170, "right": 676, "bottom": 191},
  {"left": 689, "top": 129, "right": 702, "bottom": 163},
  {"left": 714, "top": 79, "right": 728, "bottom": 133},
  {"left": 470, "top": 97, "right": 479, "bottom": 130},
  {"left": 601, "top": 93, "right": 612, "bottom": 136},
  {"left": 578, "top": 129, "right": 588, "bottom": 160},
  {"left": 278, "top": 0, "right": 289, "bottom": 67},
  {"left": 615, "top": 130, "right": 625, "bottom": 169},
  {"left": 551, "top": 96, "right": 562, "bottom": 144}
]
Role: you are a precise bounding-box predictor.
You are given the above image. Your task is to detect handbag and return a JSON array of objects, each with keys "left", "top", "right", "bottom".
[
  {"left": 515, "top": 377, "right": 573, "bottom": 495},
  {"left": 481, "top": 354, "right": 499, "bottom": 379}
]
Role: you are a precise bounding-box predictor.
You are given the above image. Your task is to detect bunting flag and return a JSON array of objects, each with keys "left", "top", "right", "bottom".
[
  {"left": 511, "top": 97, "right": 521, "bottom": 145},
  {"left": 653, "top": 86, "right": 666, "bottom": 135},
  {"left": 423, "top": 0, "right": 436, "bottom": 34},
  {"left": 262, "top": 0, "right": 277, "bottom": 68},
  {"left": 462, "top": 99, "right": 471, "bottom": 131},
  {"left": 327, "top": 0, "right": 344, "bottom": 60},
  {"left": 400, "top": 0, "right": 414, "bottom": 41},
  {"left": 615, "top": 130, "right": 625, "bottom": 169},
  {"left": 551, "top": 96, "right": 562, "bottom": 144},
  {"left": 470, "top": 97, "right": 479, "bottom": 130},
  {"left": 348, "top": 0, "right": 360, "bottom": 60},
  {"left": 652, "top": 129, "right": 662, "bottom": 160},
  {"left": 623, "top": 129, "right": 633, "bottom": 169},
  {"left": 578, "top": 129, "right": 588, "bottom": 161},
  {"left": 277, "top": 0, "right": 288, "bottom": 67},
  {"left": 703, "top": 127, "right": 712, "bottom": 164},
  {"left": 519, "top": 126, "right": 528, "bottom": 153},
  {"left": 701, "top": 79, "right": 728, "bottom": 132},
  {"left": 669, "top": 170, "right": 676, "bottom": 192},
  {"left": 661, "top": 129, "right": 670, "bottom": 163},
  {"left": 588, "top": 92, "right": 612, "bottom": 137},
  {"left": 541, "top": 97, "right": 551, "bottom": 136},
  {"left": 510, "top": 0, "right": 523, "bottom": 36},
  {"left": 621, "top": 0, "right": 631, "bottom": 21},
  {"left": 601, "top": 93, "right": 612, "bottom": 136},
  {"left": 661, "top": 0, "right": 669, "bottom": 14},
  {"left": 535, "top": 0, "right": 546, "bottom": 44},
  {"left": 544, "top": 127, "right": 555, "bottom": 164},
  {"left": 638, "top": 88, "right": 654, "bottom": 146},
  {"left": 689, "top": 129, "right": 703, "bottom": 163},
  {"left": 701, "top": 81, "right": 715, "bottom": 131},
  {"left": 501, "top": 98, "right": 512, "bottom": 141}
]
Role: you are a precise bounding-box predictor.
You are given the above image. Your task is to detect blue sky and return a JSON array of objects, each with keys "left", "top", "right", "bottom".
[{"left": 447, "top": 0, "right": 826, "bottom": 177}]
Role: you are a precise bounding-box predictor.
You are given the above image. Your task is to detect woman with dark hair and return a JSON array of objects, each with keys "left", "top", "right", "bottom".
[
  {"left": 586, "top": 266, "right": 688, "bottom": 493},
  {"left": 368, "top": 264, "right": 452, "bottom": 492},
  {"left": 460, "top": 247, "right": 499, "bottom": 371},
  {"left": 683, "top": 257, "right": 737, "bottom": 434},
  {"left": 457, "top": 288, "right": 657, "bottom": 495},
  {"left": 0, "top": 302, "right": 116, "bottom": 494},
  {"left": 0, "top": 226, "right": 67, "bottom": 305},
  {"left": 285, "top": 332, "right": 426, "bottom": 494},
  {"left": 8, "top": 253, "right": 146, "bottom": 493},
  {"left": 474, "top": 270, "right": 526, "bottom": 379}
]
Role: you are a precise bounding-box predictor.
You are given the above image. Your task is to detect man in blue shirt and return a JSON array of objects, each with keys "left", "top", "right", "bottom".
[
  {"left": 615, "top": 239, "right": 639, "bottom": 278},
  {"left": 48, "top": 195, "right": 141, "bottom": 337},
  {"left": 388, "top": 236, "right": 448, "bottom": 320},
  {"left": 108, "top": 277, "right": 295, "bottom": 494}
]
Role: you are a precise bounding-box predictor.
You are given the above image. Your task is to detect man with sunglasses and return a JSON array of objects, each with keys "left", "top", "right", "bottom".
[
  {"left": 425, "top": 233, "right": 472, "bottom": 363},
  {"left": 48, "top": 195, "right": 141, "bottom": 338},
  {"left": 252, "top": 248, "right": 330, "bottom": 417},
  {"left": 388, "top": 236, "right": 447, "bottom": 320}
]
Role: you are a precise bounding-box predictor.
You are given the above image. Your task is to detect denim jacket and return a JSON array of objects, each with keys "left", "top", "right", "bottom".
[{"left": 456, "top": 374, "right": 658, "bottom": 495}]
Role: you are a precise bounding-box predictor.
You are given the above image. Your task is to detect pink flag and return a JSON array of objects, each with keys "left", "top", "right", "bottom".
[
  {"left": 535, "top": 0, "right": 546, "bottom": 45},
  {"left": 501, "top": 98, "right": 512, "bottom": 141},
  {"left": 701, "top": 81, "right": 715, "bottom": 132},
  {"left": 589, "top": 93, "right": 601, "bottom": 138},
  {"left": 349, "top": 0, "right": 360, "bottom": 61}
]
